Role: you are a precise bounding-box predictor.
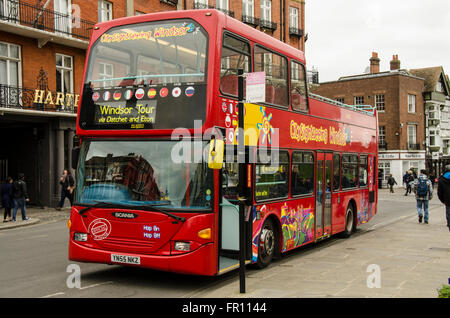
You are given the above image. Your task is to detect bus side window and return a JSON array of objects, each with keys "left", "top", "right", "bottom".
[
  {"left": 333, "top": 153, "right": 340, "bottom": 191},
  {"left": 359, "top": 155, "right": 368, "bottom": 187},
  {"left": 341, "top": 154, "right": 358, "bottom": 189},
  {"left": 291, "top": 151, "right": 314, "bottom": 196},
  {"left": 220, "top": 33, "right": 250, "bottom": 97},
  {"left": 255, "top": 151, "right": 289, "bottom": 201},
  {"left": 254, "top": 45, "right": 288, "bottom": 107},
  {"left": 291, "top": 60, "right": 308, "bottom": 112}
]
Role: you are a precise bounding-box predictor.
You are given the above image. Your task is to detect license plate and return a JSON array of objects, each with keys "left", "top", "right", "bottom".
[{"left": 111, "top": 254, "right": 141, "bottom": 265}]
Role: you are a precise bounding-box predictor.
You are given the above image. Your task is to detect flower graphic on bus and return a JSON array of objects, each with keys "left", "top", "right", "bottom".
[{"left": 256, "top": 107, "right": 275, "bottom": 145}]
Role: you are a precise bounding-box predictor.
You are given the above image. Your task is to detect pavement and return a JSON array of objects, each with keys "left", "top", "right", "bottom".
[
  {"left": 0, "top": 205, "right": 71, "bottom": 230},
  {"left": 1, "top": 189, "right": 449, "bottom": 298}
]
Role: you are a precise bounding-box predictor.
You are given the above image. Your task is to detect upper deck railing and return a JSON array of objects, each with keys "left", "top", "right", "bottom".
[{"left": 309, "top": 93, "right": 376, "bottom": 116}]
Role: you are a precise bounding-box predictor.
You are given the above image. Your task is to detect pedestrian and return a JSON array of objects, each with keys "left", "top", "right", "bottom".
[
  {"left": 56, "top": 169, "right": 75, "bottom": 210},
  {"left": 413, "top": 169, "right": 433, "bottom": 224},
  {"left": 387, "top": 174, "right": 397, "bottom": 193},
  {"left": 1, "top": 177, "right": 14, "bottom": 222},
  {"left": 12, "top": 173, "right": 30, "bottom": 222},
  {"left": 437, "top": 164, "right": 450, "bottom": 232},
  {"left": 404, "top": 170, "right": 414, "bottom": 196}
]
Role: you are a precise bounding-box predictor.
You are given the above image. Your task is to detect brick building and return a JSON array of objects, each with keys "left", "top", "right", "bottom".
[
  {"left": 311, "top": 53, "right": 425, "bottom": 188},
  {"left": 0, "top": 0, "right": 305, "bottom": 206}
]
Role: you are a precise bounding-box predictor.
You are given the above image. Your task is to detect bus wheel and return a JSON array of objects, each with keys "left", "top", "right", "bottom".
[
  {"left": 340, "top": 204, "right": 355, "bottom": 238},
  {"left": 257, "top": 218, "right": 277, "bottom": 269}
]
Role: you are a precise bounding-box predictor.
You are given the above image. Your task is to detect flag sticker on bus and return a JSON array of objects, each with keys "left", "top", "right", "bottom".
[
  {"left": 124, "top": 89, "right": 133, "bottom": 100},
  {"left": 113, "top": 91, "right": 122, "bottom": 100},
  {"left": 103, "top": 91, "right": 111, "bottom": 101},
  {"left": 92, "top": 92, "right": 100, "bottom": 102},
  {"left": 172, "top": 87, "right": 181, "bottom": 97},
  {"left": 147, "top": 88, "right": 157, "bottom": 99},
  {"left": 185, "top": 86, "right": 195, "bottom": 97},
  {"left": 160, "top": 87, "right": 169, "bottom": 98},
  {"left": 135, "top": 88, "right": 145, "bottom": 100}
]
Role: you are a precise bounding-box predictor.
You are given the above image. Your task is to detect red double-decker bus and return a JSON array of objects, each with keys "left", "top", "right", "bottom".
[{"left": 68, "top": 9, "right": 378, "bottom": 276}]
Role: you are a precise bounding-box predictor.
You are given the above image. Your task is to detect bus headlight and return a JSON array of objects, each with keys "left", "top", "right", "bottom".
[
  {"left": 174, "top": 241, "right": 191, "bottom": 252},
  {"left": 73, "top": 232, "right": 88, "bottom": 242}
]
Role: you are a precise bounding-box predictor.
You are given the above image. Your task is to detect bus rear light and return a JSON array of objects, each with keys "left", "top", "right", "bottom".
[
  {"left": 174, "top": 241, "right": 191, "bottom": 252},
  {"left": 197, "top": 228, "right": 211, "bottom": 240},
  {"left": 73, "top": 232, "right": 88, "bottom": 242}
]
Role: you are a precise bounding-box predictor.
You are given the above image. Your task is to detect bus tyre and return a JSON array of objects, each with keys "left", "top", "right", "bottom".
[
  {"left": 256, "top": 218, "right": 277, "bottom": 269},
  {"left": 341, "top": 205, "right": 355, "bottom": 238}
]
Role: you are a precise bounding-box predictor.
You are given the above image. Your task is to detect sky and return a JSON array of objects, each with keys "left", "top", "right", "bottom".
[{"left": 305, "top": 0, "right": 450, "bottom": 82}]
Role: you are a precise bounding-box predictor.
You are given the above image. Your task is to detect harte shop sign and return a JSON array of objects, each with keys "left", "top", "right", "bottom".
[{"left": 33, "top": 89, "right": 80, "bottom": 108}]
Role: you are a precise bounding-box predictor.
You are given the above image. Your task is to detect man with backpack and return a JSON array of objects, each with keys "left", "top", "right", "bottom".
[{"left": 414, "top": 170, "right": 433, "bottom": 224}]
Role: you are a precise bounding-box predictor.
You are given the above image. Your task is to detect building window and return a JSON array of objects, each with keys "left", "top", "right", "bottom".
[
  {"left": 336, "top": 97, "right": 345, "bottom": 104},
  {"left": 99, "top": 0, "right": 113, "bottom": 22},
  {"left": 54, "top": 0, "right": 71, "bottom": 35},
  {"left": 407, "top": 124, "right": 417, "bottom": 149},
  {"left": 56, "top": 53, "right": 73, "bottom": 93},
  {"left": 216, "top": 0, "right": 228, "bottom": 10},
  {"left": 379, "top": 126, "right": 386, "bottom": 149},
  {"left": 408, "top": 94, "right": 416, "bottom": 113},
  {"left": 242, "top": 0, "right": 254, "bottom": 17},
  {"left": 375, "top": 94, "right": 385, "bottom": 112},
  {"left": 0, "top": 41, "right": 21, "bottom": 87},
  {"left": 0, "top": 0, "right": 19, "bottom": 23},
  {"left": 289, "top": 7, "right": 298, "bottom": 29},
  {"left": 354, "top": 96, "right": 364, "bottom": 105},
  {"left": 260, "top": 0, "right": 271, "bottom": 22}
]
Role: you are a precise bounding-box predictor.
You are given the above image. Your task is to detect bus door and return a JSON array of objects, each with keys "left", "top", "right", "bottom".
[
  {"left": 218, "top": 161, "right": 240, "bottom": 273},
  {"left": 315, "top": 152, "right": 332, "bottom": 239}
]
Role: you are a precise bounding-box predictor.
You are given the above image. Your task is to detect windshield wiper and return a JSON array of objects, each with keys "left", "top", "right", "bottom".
[{"left": 77, "top": 201, "right": 185, "bottom": 222}]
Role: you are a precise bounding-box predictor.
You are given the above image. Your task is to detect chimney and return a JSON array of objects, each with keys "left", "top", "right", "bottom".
[
  {"left": 369, "top": 52, "right": 380, "bottom": 74},
  {"left": 390, "top": 54, "right": 401, "bottom": 71}
]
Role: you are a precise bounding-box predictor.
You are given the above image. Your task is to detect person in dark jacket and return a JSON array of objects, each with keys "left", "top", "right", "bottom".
[
  {"left": 387, "top": 174, "right": 397, "bottom": 193},
  {"left": 1, "top": 177, "right": 13, "bottom": 222},
  {"left": 12, "top": 173, "right": 30, "bottom": 222},
  {"left": 404, "top": 170, "right": 414, "bottom": 196},
  {"left": 56, "top": 169, "right": 75, "bottom": 210},
  {"left": 437, "top": 164, "right": 450, "bottom": 232}
]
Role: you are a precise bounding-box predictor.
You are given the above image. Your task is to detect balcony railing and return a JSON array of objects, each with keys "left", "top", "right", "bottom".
[
  {"left": 242, "top": 15, "right": 259, "bottom": 27},
  {"left": 193, "top": 2, "right": 212, "bottom": 9},
  {"left": 0, "top": 84, "right": 77, "bottom": 113},
  {"left": 259, "top": 19, "right": 277, "bottom": 31},
  {"left": 289, "top": 27, "right": 303, "bottom": 37},
  {"left": 0, "top": 0, "right": 95, "bottom": 40}
]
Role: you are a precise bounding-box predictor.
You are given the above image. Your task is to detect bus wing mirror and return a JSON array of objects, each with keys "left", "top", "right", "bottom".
[
  {"left": 208, "top": 138, "right": 224, "bottom": 170},
  {"left": 72, "top": 147, "right": 80, "bottom": 170}
]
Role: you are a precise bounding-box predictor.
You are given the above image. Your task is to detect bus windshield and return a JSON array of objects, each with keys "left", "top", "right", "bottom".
[
  {"left": 76, "top": 140, "right": 214, "bottom": 210},
  {"left": 78, "top": 19, "right": 208, "bottom": 130}
]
